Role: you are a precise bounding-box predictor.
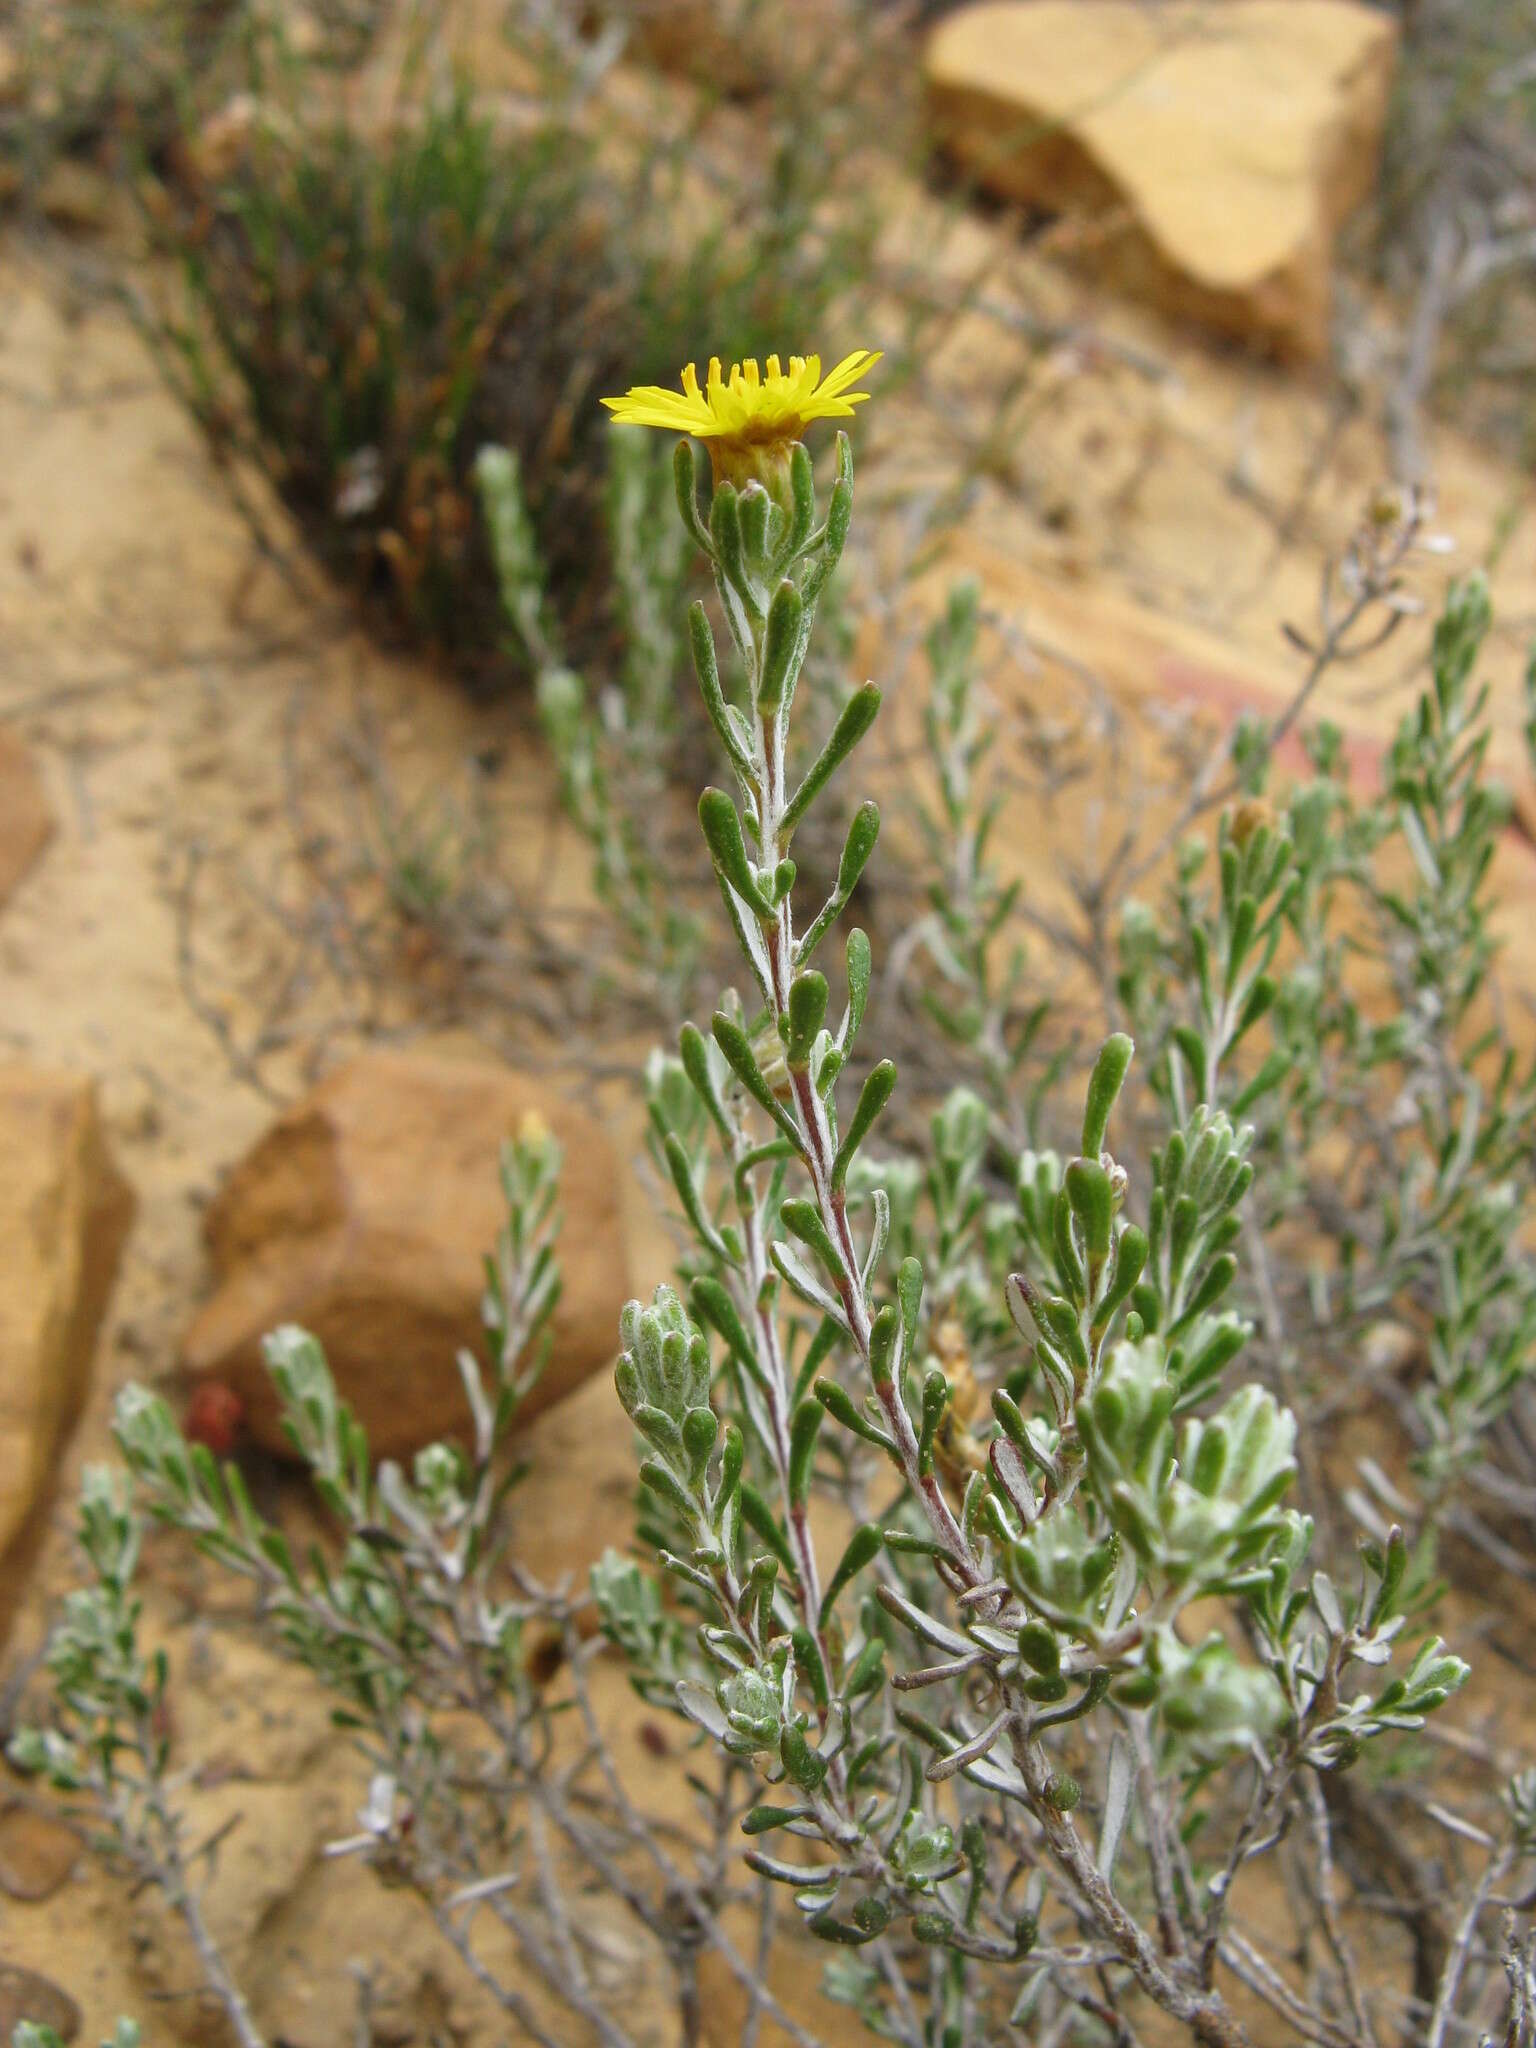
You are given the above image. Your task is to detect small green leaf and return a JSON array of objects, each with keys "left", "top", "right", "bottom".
[
  {"left": 853, "top": 1895, "right": 892, "bottom": 1936},
  {"left": 740, "top": 482, "right": 771, "bottom": 563},
  {"left": 1017, "top": 1622, "right": 1060, "bottom": 1675},
  {"left": 788, "top": 1397, "right": 823, "bottom": 1508},
  {"left": 691, "top": 1277, "right": 761, "bottom": 1380},
  {"left": 843, "top": 927, "right": 872, "bottom": 1046},
  {"left": 844, "top": 1637, "right": 886, "bottom": 1697},
  {"left": 712, "top": 1011, "right": 801, "bottom": 1144},
  {"left": 897, "top": 1259, "right": 924, "bottom": 1378},
  {"left": 743, "top": 1803, "right": 803, "bottom": 1834},
  {"left": 781, "top": 685, "right": 881, "bottom": 840},
  {"left": 1171, "top": 1253, "right": 1239, "bottom": 1332},
  {"left": 740, "top": 1483, "right": 798, "bottom": 1579},
  {"left": 1044, "top": 1771, "right": 1081, "bottom": 1811},
  {"left": 784, "top": 442, "right": 816, "bottom": 559},
  {"left": 664, "top": 1133, "right": 733, "bottom": 1262},
  {"left": 639, "top": 1458, "right": 697, "bottom": 1523},
  {"left": 806, "top": 1913, "right": 875, "bottom": 1945},
  {"left": 682, "top": 1405, "right": 719, "bottom": 1485},
  {"left": 868, "top": 1303, "right": 899, "bottom": 1386},
  {"left": 781, "top": 1198, "right": 848, "bottom": 1286},
  {"left": 710, "top": 480, "right": 747, "bottom": 590},
  {"left": 832, "top": 1059, "right": 896, "bottom": 1191},
  {"left": 1190, "top": 1419, "right": 1228, "bottom": 1496},
  {"left": 820, "top": 1522, "right": 882, "bottom": 1623},
  {"left": 786, "top": 972, "right": 829, "bottom": 1072},
  {"left": 687, "top": 600, "right": 753, "bottom": 779},
  {"left": 673, "top": 439, "right": 712, "bottom": 555},
  {"left": 781, "top": 1722, "right": 828, "bottom": 1792},
  {"left": 1236, "top": 974, "right": 1277, "bottom": 1036},
  {"left": 1082, "top": 1035, "right": 1134, "bottom": 1156},
  {"left": 917, "top": 1368, "right": 949, "bottom": 1477},
  {"left": 699, "top": 788, "right": 774, "bottom": 918},
  {"left": 792, "top": 1624, "right": 830, "bottom": 1711},
  {"left": 1096, "top": 1226, "right": 1148, "bottom": 1330},
  {"left": 1065, "top": 1158, "right": 1113, "bottom": 1266},
  {"left": 815, "top": 1376, "right": 895, "bottom": 1451},
  {"left": 837, "top": 801, "right": 880, "bottom": 899},
  {"left": 717, "top": 1421, "right": 744, "bottom": 1508},
  {"left": 678, "top": 1020, "right": 731, "bottom": 1136},
  {"left": 758, "top": 580, "right": 805, "bottom": 716}
]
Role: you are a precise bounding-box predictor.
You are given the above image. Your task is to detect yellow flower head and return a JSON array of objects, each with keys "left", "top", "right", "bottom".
[{"left": 603, "top": 349, "right": 881, "bottom": 492}]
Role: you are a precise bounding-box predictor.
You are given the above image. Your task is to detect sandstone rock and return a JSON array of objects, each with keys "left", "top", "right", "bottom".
[
  {"left": 0, "top": 1803, "right": 81, "bottom": 1901},
  {"left": 0, "top": 728, "right": 52, "bottom": 908},
  {"left": 183, "top": 1050, "right": 631, "bottom": 1460},
  {"left": 0, "top": 1068, "right": 134, "bottom": 1561},
  {"left": 925, "top": 1, "right": 1397, "bottom": 361},
  {"left": 0, "top": 1963, "right": 80, "bottom": 2040}
]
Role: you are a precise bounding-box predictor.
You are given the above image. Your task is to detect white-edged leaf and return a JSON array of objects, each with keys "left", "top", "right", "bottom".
[
  {"left": 966, "top": 1623, "right": 1017, "bottom": 1656},
  {"left": 718, "top": 880, "right": 775, "bottom": 1004},
  {"left": 456, "top": 1347, "right": 494, "bottom": 1461},
  {"left": 860, "top": 1186, "right": 890, "bottom": 1290},
  {"left": 876, "top": 1583, "right": 974, "bottom": 1656},
  {"left": 1310, "top": 1572, "right": 1343, "bottom": 1635},
  {"left": 675, "top": 1680, "right": 729, "bottom": 1740},
  {"left": 1004, "top": 1273, "right": 1039, "bottom": 1342},
  {"left": 989, "top": 1436, "right": 1037, "bottom": 1524},
  {"left": 1096, "top": 1732, "right": 1134, "bottom": 1880},
  {"left": 770, "top": 1240, "right": 851, "bottom": 1328},
  {"left": 1009, "top": 1968, "right": 1047, "bottom": 2025},
  {"left": 961, "top": 1752, "right": 1030, "bottom": 1799},
  {"left": 1398, "top": 801, "right": 1442, "bottom": 890}
]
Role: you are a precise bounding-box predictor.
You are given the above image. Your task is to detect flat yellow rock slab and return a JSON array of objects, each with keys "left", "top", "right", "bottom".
[{"left": 926, "top": 0, "right": 1398, "bottom": 360}]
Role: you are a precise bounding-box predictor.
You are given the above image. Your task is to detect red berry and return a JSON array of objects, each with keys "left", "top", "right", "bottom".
[{"left": 184, "top": 1380, "right": 246, "bottom": 1456}]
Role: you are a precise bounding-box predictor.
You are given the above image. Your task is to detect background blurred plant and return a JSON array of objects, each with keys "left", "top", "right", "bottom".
[
  {"left": 888, "top": 579, "right": 1061, "bottom": 1150},
  {"left": 143, "top": 68, "right": 599, "bottom": 664},
  {"left": 106, "top": 0, "right": 893, "bottom": 676},
  {"left": 477, "top": 432, "right": 704, "bottom": 1005},
  {"left": 1374, "top": 0, "right": 1536, "bottom": 475},
  {"left": 0, "top": 0, "right": 236, "bottom": 211}
]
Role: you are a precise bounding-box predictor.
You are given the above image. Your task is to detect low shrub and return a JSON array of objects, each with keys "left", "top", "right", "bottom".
[
  {"left": 17, "top": 365, "right": 1536, "bottom": 2047},
  {"left": 133, "top": 5, "right": 889, "bottom": 680}
]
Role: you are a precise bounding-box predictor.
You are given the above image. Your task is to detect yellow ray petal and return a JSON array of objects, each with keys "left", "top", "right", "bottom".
[{"left": 815, "top": 349, "right": 883, "bottom": 403}]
